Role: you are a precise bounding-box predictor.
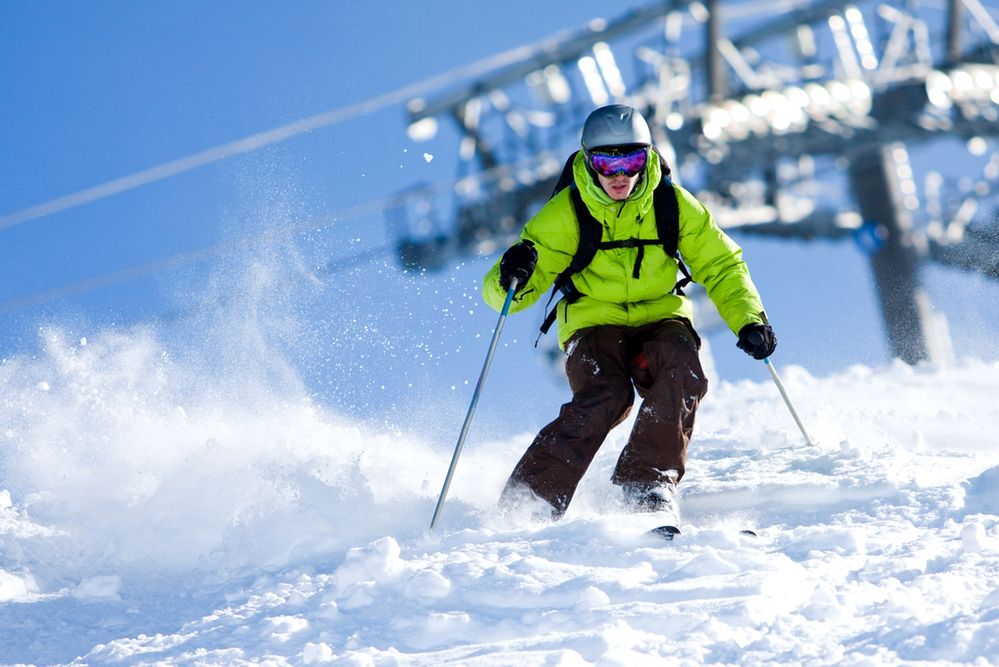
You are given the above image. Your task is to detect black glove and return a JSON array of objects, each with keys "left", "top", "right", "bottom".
[
  {"left": 499, "top": 241, "right": 538, "bottom": 293},
  {"left": 737, "top": 323, "right": 777, "bottom": 360}
]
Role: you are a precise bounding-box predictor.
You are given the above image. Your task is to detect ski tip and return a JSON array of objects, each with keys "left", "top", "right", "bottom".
[
  {"left": 647, "top": 524, "right": 681, "bottom": 540},
  {"left": 739, "top": 529, "right": 758, "bottom": 537}
]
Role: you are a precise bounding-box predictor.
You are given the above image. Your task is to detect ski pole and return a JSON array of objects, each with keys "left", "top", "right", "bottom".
[
  {"left": 763, "top": 356, "right": 816, "bottom": 447},
  {"left": 430, "top": 278, "right": 519, "bottom": 531}
]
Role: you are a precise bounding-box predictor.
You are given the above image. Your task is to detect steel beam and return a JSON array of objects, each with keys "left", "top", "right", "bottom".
[
  {"left": 408, "top": 1, "right": 684, "bottom": 123},
  {"left": 847, "top": 144, "right": 931, "bottom": 364}
]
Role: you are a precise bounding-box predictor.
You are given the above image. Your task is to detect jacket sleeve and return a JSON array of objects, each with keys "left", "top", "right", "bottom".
[
  {"left": 674, "top": 184, "right": 767, "bottom": 334},
  {"left": 482, "top": 191, "right": 578, "bottom": 314}
]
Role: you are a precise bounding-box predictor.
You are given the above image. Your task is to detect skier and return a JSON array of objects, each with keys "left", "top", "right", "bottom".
[{"left": 481, "top": 104, "right": 776, "bottom": 522}]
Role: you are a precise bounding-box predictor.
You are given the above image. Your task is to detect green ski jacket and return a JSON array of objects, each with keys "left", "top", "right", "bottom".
[{"left": 482, "top": 150, "right": 767, "bottom": 349}]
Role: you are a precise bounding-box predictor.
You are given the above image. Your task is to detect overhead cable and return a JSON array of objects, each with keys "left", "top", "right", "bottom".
[
  {"left": 0, "top": 36, "right": 565, "bottom": 231},
  {"left": 0, "top": 192, "right": 403, "bottom": 314}
]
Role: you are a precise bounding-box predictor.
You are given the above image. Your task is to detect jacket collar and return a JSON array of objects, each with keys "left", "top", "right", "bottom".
[{"left": 572, "top": 149, "right": 661, "bottom": 222}]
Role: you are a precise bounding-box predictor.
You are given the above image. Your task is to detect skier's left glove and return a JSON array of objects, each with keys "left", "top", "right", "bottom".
[
  {"left": 499, "top": 241, "right": 537, "bottom": 293},
  {"left": 737, "top": 323, "right": 777, "bottom": 360}
]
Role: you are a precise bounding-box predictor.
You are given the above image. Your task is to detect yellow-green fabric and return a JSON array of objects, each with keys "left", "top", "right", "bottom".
[{"left": 482, "top": 150, "right": 766, "bottom": 349}]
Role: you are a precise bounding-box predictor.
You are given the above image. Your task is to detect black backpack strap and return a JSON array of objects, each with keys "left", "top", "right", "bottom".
[
  {"left": 651, "top": 175, "right": 693, "bottom": 294},
  {"left": 674, "top": 257, "right": 693, "bottom": 295},
  {"left": 537, "top": 293, "right": 562, "bottom": 338},
  {"left": 566, "top": 186, "right": 602, "bottom": 275},
  {"left": 537, "top": 184, "right": 601, "bottom": 338},
  {"left": 551, "top": 151, "right": 580, "bottom": 198},
  {"left": 597, "top": 238, "right": 661, "bottom": 279},
  {"left": 652, "top": 176, "right": 680, "bottom": 258}
]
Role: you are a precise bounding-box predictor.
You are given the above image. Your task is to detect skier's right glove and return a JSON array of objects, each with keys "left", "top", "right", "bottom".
[
  {"left": 737, "top": 322, "right": 777, "bottom": 360},
  {"left": 499, "top": 241, "right": 538, "bottom": 293}
]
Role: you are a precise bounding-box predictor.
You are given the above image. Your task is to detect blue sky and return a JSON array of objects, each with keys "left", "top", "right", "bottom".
[{"left": 1, "top": 1, "right": 997, "bottom": 438}]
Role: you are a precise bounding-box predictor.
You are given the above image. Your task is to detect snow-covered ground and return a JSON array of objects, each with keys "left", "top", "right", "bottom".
[{"left": 2, "top": 327, "right": 999, "bottom": 666}]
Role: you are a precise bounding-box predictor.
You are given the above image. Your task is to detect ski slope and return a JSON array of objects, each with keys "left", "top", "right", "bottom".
[{"left": 2, "top": 327, "right": 999, "bottom": 665}]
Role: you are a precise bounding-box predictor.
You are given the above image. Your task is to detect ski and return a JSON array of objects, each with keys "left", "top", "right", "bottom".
[
  {"left": 646, "top": 525, "right": 758, "bottom": 541},
  {"left": 647, "top": 524, "right": 681, "bottom": 540}
]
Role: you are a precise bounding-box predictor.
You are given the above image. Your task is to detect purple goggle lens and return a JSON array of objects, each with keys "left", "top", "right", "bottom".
[{"left": 588, "top": 148, "right": 648, "bottom": 177}]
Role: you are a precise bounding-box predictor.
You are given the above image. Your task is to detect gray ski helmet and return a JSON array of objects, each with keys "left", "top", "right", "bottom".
[{"left": 581, "top": 104, "right": 652, "bottom": 151}]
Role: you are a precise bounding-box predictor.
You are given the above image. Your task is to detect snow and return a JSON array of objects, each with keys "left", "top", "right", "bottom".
[{"left": 3, "top": 327, "right": 999, "bottom": 665}]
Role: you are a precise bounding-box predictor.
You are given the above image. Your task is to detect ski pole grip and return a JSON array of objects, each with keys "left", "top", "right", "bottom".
[{"left": 747, "top": 330, "right": 764, "bottom": 346}]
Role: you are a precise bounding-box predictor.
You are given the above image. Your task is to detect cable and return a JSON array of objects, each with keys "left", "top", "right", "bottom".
[
  {"left": 0, "top": 142, "right": 554, "bottom": 315},
  {"left": 0, "top": 240, "right": 392, "bottom": 316},
  {"left": 0, "top": 192, "right": 404, "bottom": 314},
  {"left": 0, "top": 34, "right": 570, "bottom": 232},
  {"left": 0, "top": 245, "right": 220, "bottom": 315},
  {"left": 316, "top": 244, "right": 393, "bottom": 277},
  {"left": 146, "top": 243, "right": 394, "bottom": 327}
]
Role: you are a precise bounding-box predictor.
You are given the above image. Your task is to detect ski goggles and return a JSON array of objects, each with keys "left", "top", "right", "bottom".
[{"left": 587, "top": 147, "right": 648, "bottom": 177}]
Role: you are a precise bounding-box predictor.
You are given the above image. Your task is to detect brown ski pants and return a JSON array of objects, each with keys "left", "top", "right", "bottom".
[{"left": 503, "top": 319, "right": 708, "bottom": 518}]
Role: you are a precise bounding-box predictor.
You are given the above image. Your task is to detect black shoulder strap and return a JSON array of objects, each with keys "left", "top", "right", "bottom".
[
  {"left": 550, "top": 150, "right": 601, "bottom": 278},
  {"left": 651, "top": 173, "right": 693, "bottom": 293},
  {"left": 652, "top": 175, "right": 679, "bottom": 258},
  {"left": 537, "top": 183, "right": 601, "bottom": 337},
  {"left": 550, "top": 151, "right": 579, "bottom": 198},
  {"left": 566, "top": 186, "right": 602, "bottom": 277},
  {"left": 547, "top": 150, "right": 602, "bottom": 299}
]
